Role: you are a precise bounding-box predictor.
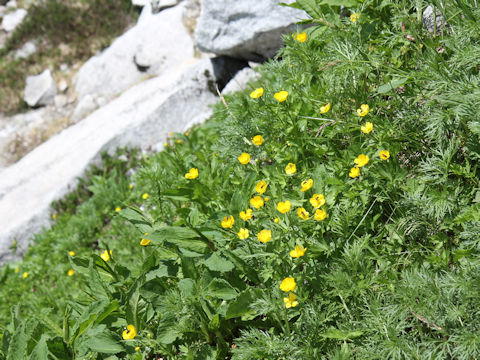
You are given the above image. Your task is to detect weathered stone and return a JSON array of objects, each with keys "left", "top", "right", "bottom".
[
  {"left": 24, "top": 69, "right": 57, "bottom": 107},
  {"left": 222, "top": 67, "right": 260, "bottom": 95},
  {"left": 57, "top": 79, "right": 68, "bottom": 93},
  {"left": 14, "top": 40, "right": 37, "bottom": 60},
  {"left": 71, "top": 94, "right": 97, "bottom": 122},
  {"left": 422, "top": 5, "right": 447, "bottom": 34},
  {"left": 6, "top": 0, "right": 16, "bottom": 9},
  {"left": 1, "top": 8, "right": 26, "bottom": 32},
  {"left": 54, "top": 94, "right": 68, "bottom": 108},
  {"left": 195, "top": 0, "right": 307, "bottom": 61}
]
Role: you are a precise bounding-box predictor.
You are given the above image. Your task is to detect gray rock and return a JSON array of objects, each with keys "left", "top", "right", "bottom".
[
  {"left": 1, "top": 8, "right": 26, "bottom": 32},
  {"left": 0, "top": 5, "right": 7, "bottom": 16},
  {"left": 0, "top": 58, "right": 222, "bottom": 263},
  {"left": 422, "top": 5, "right": 446, "bottom": 34},
  {"left": 222, "top": 67, "right": 260, "bottom": 95},
  {"left": 54, "top": 94, "right": 68, "bottom": 108},
  {"left": 74, "top": 2, "right": 194, "bottom": 102},
  {"left": 71, "top": 94, "right": 97, "bottom": 122},
  {"left": 24, "top": 69, "right": 57, "bottom": 107},
  {"left": 13, "top": 40, "right": 37, "bottom": 59},
  {"left": 57, "top": 79, "right": 68, "bottom": 93},
  {"left": 195, "top": 0, "right": 307, "bottom": 61},
  {"left": 6, "top": 0, "right": 16, "bottom": 8}
]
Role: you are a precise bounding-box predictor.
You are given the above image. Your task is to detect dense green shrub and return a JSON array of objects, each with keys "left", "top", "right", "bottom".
[{"left": 2, "top": 0, "right": 480, "bottom": 358}]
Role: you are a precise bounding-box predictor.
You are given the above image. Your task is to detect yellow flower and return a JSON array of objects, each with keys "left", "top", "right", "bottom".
[
  {"left": 314, "top": 208, "right": 327, "bottom": 221},
  {"left": 250, "top": 87, "right": 264, "bottom": 99},
  {"left": 295, "top": 32, "right": 307, "bottom": 43},
  {"left": 350, "top": 13, "right": 360, "bottom": 22},
  {"left": 140, "top": 238, "right": 151, "bottom": 246},
  {"left": 185, "top": 168, "right": 199, "bottom": 179},
  {"left": 129, "top": 184, "right": 134, "bottom": 189},
  {"left": 285, "top": 163, "right": 297, "bottom": 175},
  {"left": 67, "top": 269, "right": 74, "bottom": 276},
  {"left": 163, "top": 142, "right": 168, "bottom": 147},
  {"left": 309, "top": 194, "right": 325, "bottom": 208},
  {"left": 280, "top": 277, "right": 296, "bottom": 292},
  {"left": 349, "top": 167, "right": 360, "bottom": 178},
  {"left": 221, "top": 215, "right": 235, "bottom": 229},
  {"left": 264, "top": 197, "right": 270, "bottom": 202},
  {"left": 135, "top": 346, "right": 140, "bottom": 352},
  {"left": 100, "top": 250, "right": 112, "bottom": 262},
  {"left": 361, "top": 122, "right": 373, "bottom": 134},
  {"left": 300, "top": 179, "right": 313, "bottom": 192},
  {"left": 297, "top": 207, "right": 310, "bottom": 220},
  {"left": 122, "top": 324, "right": 137, "bottom": 340},
  {"left": 256, "top": 180, "right": 268, "bottom": 194},
  {"left": 357, "top": 104, "right": 369, "bottom": 116},
  {"left": 185, "top": 132, "right": 190, "bottom": 136},
  {"left": 319, "top": 102, "right": 331, "bottom": 114},
  {"left": 257, "top": 229, "right": 272, "bottom": 243},
  {"left": 115, "top": 207, "right": 121, "bottom": 212},
  {"left": 354, "top": 154, "right": 369, "bottom": 167},
  {"left": 274, "top": 91, "right": 289, "bottom": 102},
  {"left": 289, "top": 245, "right": 307, "bottom": 258},
  {"left": 142, "top": 193, "right": 149, "bottom": 200},
  {"left": 283, "top": 292, "right": 299, "bottom": 308},
  {"left": 379, "top": 150, "right": 390, "bottom": 160},
  {"left": 274, "top": 217, "right": 279, "bottom": 223},
  {"left": 22, "top": 272, "right": 29, "bottom": 279},
  {"left": 237, "top": 228, "right": 249, "bottom": 240},
  {"left": 277, "top": 200, "right": 291, "bottom": 214},
  {"left": 250, "top": 196, "right": 264, "bottom": 209},
  {"left": 238, "top": 152, "right": 251, "bottom": 165},
  {"left": 14, "top": 267, "right": 19, "bottom": 273},
  {"left": 52, "top": 214, "right": 57, "bottom": 219},
  {"left": 252, "top": 135, "right": 264, "bottom": 146},
  {"left": 68, "top": 251, "right": 75, "bottom": 257},
  {"left": 239, "top": 209, "right": 253, "bottom": 221}
]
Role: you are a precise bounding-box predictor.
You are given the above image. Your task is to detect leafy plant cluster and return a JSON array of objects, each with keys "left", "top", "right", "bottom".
[{"left": 2, "top": 0, "right": 480, "bottom": 358}]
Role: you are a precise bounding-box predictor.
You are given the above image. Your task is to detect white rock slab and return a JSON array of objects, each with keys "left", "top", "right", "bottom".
[
  {"left": 0, "top": 58, "right": 218, "bottom": 264},
  {"left": 24, "top": 69, "right": 57, "bottom": 107},
  {"left": 222, "top": 67, "right": 260, "bottom": 95},
  {"left": 1, "top": 8, "right": 26, "bottom": 32},
  {"left": 195, "top": 0, "right": 307, "bottom": 61},
  {"left": 14, "top": 40, "right": 37, "bottom": 59}
]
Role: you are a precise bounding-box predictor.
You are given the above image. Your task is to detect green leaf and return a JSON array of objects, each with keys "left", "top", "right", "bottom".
[
  {"left": 85, "top": 330, "right": 124, "bottom": 354},
  {"left": 202, "top": 252, "right": 234, "bottom": 272},
  {"left": 225, "top": 288, "right": 262, "bottom": 320},
  {"left": 30, "top": 334, "right": 49, "bottom": 360},
  {"left": 150, "top": 226, "right": 210, "bottom": 254},
  {"left": 319, "top": 0, "right": 360, "bottom": 7},
  {"left": 320, "top": 328, "right": 363, "bottom": 340},
  {"left": 376, "top": 77, "right": 409, "bottom": 95},
  {"left": 178, "top": 278, "right": 196, "bottom": 297},
  {"left": 71, "top": 300, "right": 112, "bottom": 344},
  {"left": 157, "top": 313, "right": 181, "bottom": 344},
  {"left": 6, "top": 321, "right": 27, "bottom": 360},
  {"left": 126, "top": 276, "right": 145, "bottom": 329},
  {"left": 223, "top": 249, "right": 260, "bottom": 284},
  {"left": 297, "top": 0, "right": 323, "bottom": 18},
  {"left": 120, "top": 207, "right": 153, "bottom": 233},
  {"left": 206, "top": 278, "right": 238, "bottom": 300}
]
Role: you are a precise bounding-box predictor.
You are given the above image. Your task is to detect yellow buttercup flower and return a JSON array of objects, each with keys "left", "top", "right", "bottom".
[
  {"left": 297, "top": 207, "right": 309, "bottom": 220},
  {"left": 52, "top": 214, "right": 57, "bottom": 219},
  {"left": 357, "top": 104, "right": 369, "bottom": 117},
  {"left": 349, "top": 167, "right": 360, "bottom": 178},
  {"left": 135, "top": 346, "right": 140, "bottom": 352},
  {"left": 295, "top": 32, "right": 307, "bottom": 43},
  {"left": 142, "top": 193, "right": 149, "bottom": 200},
  {"left": 22, "top": 272, "right": 29, "bottom": 279},
  {"left": 252, "top": 135, "right": 264, "bottom": 146},
  {"left": 14, "top": 267, "right": 19, "bottom": 273},
  {"left": 237, "top": 228, "right": 249, "bottom": 240},
  {"left": 115, "top": 207, "right": 121, "bottom": 212},
  {"left": 257, "top": 229, "right": 272, "bottom": 243},
  {"left": 283, "top": 292, "right": 299, "bottom": 308},
  {"left": 274, "top": 217, "right": 279, "bottom": 223},
  {"left": 67, "top": 269, "right": 74, "bottom": 276},
  {"left": 300, "top": 179, "right": 313, "bottom": 192},
  {"left": 100, "top": 250, "right": 112, "bottom": 261},
  {"left": 238, "top": 153, "right": 251, "bottom": 165},
  {"left": 250, "top": 196, "right": 264, "bottom": 209},
  {"left": 274, "top": 91, "right": 289, "bottom": 102},
  {"left": 277, "top": 200, "right": 291, "bottom": 214},
  {"left": 264, "top": 197, "right": 270, "bottom": 202},
  {"left": 129, "top": 184, "right": 134, "bottom": 189},
  {"left": 221, "top": 215, "right": 235, "bottom": 229},
  {"left": 68, "top": 251, "right": 75, "bottom": 257},
  {"left": 122, "top": 324, "right": 137, "bottom": 340},
  {"left": 240, "top": 209, "right": 253, "bottom": 221},
  {"left": 361, "top": 122, "right": 373, "bottom": 134},
  {"left": 290, "top": 245, "right": 307, "bottom": 258},
  {"left": 354, "top": 154, "right": 369, "bottom": 167},
  {"left": 140, "top": 238, "right": 151, "bottom": 246},
  {"left": 250, "top": 87, "right": 264, "bottom": 99},
  {"left": 314, "top": 208, "right": 327, "bottom": 221},
  {"left": 280, "top": 277, "right": 296, "bottom": 292},
  {"left": 379, "top": 150, "right": 390, "bottom": 160},
  {"left": 285, "top": 163, "right": 296, "bottom": 175},
  {"left": 309, "top": 194, "right": 325, "bottom": 208},
  {"left": 256, "top": 180, "right": 268, "bottom": 194},
  {"left": 185, "top": 168, "right": 199, "bottom": 179},
  {"left": 319, "top": 102, "right": 331, "bottom": 114},
  {"left": 350, "top": 13, "right": 360, "bottom": 22}
]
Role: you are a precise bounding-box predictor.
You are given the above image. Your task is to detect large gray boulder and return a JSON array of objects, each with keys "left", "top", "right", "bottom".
[
  {"left": 0, "top": 58, "right": 230, "bottom": 264},
  {"left": 195, "top": 0, "right": 307, "bottom": 61},
  {"left": 422, "top": 5, "right": 447, "bottom": 34},
  {"left": 1, "top": 8, "right": 26, "bottom": 32},
  {"left": 24, "top": 69, "right": 57, "bottom": 107},
  {"left": 74, "top": 2, "right": 194, "bottom": 103}
]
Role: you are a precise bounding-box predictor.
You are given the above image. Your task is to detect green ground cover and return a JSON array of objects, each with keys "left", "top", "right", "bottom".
[{"left": 1, "top": 0, "right": 480, "bottom": 358}]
